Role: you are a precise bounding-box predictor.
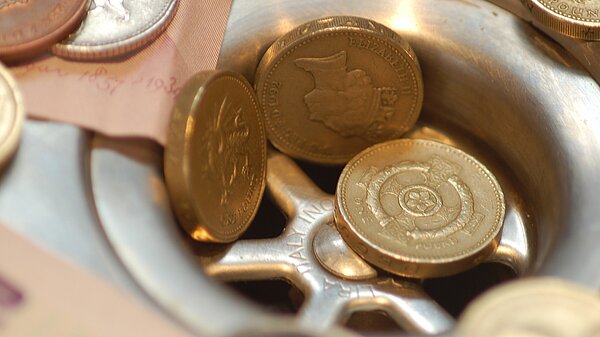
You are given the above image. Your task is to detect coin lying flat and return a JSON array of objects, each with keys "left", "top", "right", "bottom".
[
  {"left": 458, "top": 278, "right": 600, "bottom": 337},
  {"left": 164, "top": 70, "right": 267, "bottom": 243},
  {"left": 53, "top": 0, "right": 178, "bottom": 60},
  {"left": 0, "top": 63, "right": 24, "bottom": 167},
  {"left": 523, "top": 0, "right": 600, "bottom": 40},
  {"left": 335, "top": 139, "right": 505, "bottom": 278},
  {"left": 0, "top": 0, "right": 88, "bottom": 62},
  {"left": 255, "top": 16, "right": 424, "bottom": 164}
]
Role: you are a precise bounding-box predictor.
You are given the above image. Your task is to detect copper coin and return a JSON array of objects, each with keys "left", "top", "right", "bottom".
[{"left": 0, "top": 0, "right": 89, "bottom": 62}]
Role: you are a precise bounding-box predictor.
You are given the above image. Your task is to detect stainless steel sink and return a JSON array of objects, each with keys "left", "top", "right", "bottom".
[{"left": 3, "top": 0, "right": 600, "bottom": 336}]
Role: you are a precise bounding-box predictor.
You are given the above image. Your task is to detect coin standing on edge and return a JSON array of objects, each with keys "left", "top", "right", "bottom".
[
  {"left": 53, "top": 0, "right": 179, "bottom": 60},
  {"left": 335, "top": 139, "right": 505, "bottom": 278},
  {"left": 458, "top": 278, "right": 600, "bottom": 337},
  {"left": 0, "top": 63, "right": 24, "bottom": 167},
  {"left": 0, "top": 0, "right": 88, "bottom": 62},
  {"left": 255, "top": 16, "right": 424, "bottom": 164},
  {"left": 522, "top": 0, "right": 600, "bottom": 40},
  {"left": 164, "top": 70, "right": 267, "bottom": 243}
]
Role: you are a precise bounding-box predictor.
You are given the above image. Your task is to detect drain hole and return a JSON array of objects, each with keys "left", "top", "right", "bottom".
[
  {"left": 344, "top": 310, "right": 404, "bottom": 333},
  {"left": 226, "top": 280, "right": 304, "bottom": 314},
  {"left": 240, "top": 194, "right": 287, "bottom": 239},
  {"left": 423, "top": 262, "right": 516, "bottom": 317},
  {"left": 296, "top": 160, "right": 344, "bottom": 195}
]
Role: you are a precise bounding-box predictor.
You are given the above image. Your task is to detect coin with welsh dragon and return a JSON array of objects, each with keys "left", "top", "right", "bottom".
[
  {"left": 335, "top": 139, "right": 505, "bottom": 278},
  {"left": 255, "top": 16, "right": 423, "bottom": 164}
]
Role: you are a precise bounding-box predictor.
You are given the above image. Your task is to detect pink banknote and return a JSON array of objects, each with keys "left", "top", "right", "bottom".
[
  {"left": 11, "top": 1, "right": 232, "bottom": 145},
  {"left": 0, "top": 223, "right": 194, "bottom": 337}
]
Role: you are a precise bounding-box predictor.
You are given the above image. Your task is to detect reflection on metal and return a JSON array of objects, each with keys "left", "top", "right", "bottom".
[
  {"left": 87, "top": 0, "right": 600, "bottom": 336},
  {"left": 201, "top": 150, "right": 454, "bottom": 333},
  {"left": 313, "top": 223, "right": 377, "bottom": 281},
  {"left": 487, "top": 205, "right": 531, "bottom": 276}
]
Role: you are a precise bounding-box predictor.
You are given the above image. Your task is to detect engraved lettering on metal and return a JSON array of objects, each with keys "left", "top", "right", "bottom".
[
  {"left": 523, "top": 0, "right": 600, "bottom": 39},
  {"left": 539, "top": 0, "right": 600, "bottom": 21},
  {"left": 323, "top": 277, "right": 376, "bottom": 299}
]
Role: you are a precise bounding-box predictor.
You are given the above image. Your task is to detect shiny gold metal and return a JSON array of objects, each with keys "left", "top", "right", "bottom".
[
  {"left": 164, "top": 70, "right": 267, "bottom": 243},
  {"left": 335, "top": 139, "right": 505, "bottom": 278},
  {"left": 313, "top": 223, "right": 377, "bottom": 281},
  {"left": 200, "top": 150, "right": 454, "bottom": 333},
  {"left": 522, "top": 0, "right": 600, "bottom": 40},
  {"left": 458, "top": 278, "right": 600, "bottom": 337},
  {"left": 255, "top": 16, "right": 423, "bottom": 164},
  {"left": 0, "top": 63, "right": 24, "bottom": 167}
]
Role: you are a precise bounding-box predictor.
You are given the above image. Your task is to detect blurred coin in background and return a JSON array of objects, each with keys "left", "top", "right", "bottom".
[
  {"left": 458, "top": 278, "right": 600, "bottom": 337},
  {"left": 255, "top": 16, "right": 424, "bottom": 165},
  {"left": 0, "top": 0, "right": 88, "bottom": 62},
  {"left": 53, "top": 0, "right": 179, "bottom": 60},
  {"left": 0, "top": 63, "right": 24, "bottom": 167},
  {"left": 522, "top": 0, "right": 600, "bottom": 40},
  {"left": 165, "top": 70, "right": 267, "bottom": 243}
]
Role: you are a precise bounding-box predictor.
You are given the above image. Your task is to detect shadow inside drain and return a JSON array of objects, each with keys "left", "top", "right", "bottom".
[
  {"left": 423, "top": 262, "right": 516, "bottom": 318},
  {"left": 240, "top": 194, "right": 287, "bottom": 239},
  {"left": 296, "top": 159, "right": 344, "bottom": 195},
  {"left": 226, "top": 280, "right": 304, "bottom": 314}
]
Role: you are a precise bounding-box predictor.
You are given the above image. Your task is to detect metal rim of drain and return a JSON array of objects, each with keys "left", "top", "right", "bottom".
[{"left": 88, "top": 1, "right": 600, "bottom": 336}]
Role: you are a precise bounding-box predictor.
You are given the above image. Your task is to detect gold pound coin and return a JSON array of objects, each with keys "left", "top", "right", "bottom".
[
  {"left": 523, "top": 0, "right": 600, "bottom": 40},
  {"left": 335, "top": 139, "right": 505, "bottom": 278},
  {"left": 255, "top": 16, "right": 424, "bottom": 164},
  {"left": 164, "top": 70, "right": 267, "bottom": 243},
  {"left": 0, "top": 63, "right": 24, "bottom": 167},
  {"left": 458, "top": 278, "right": 600, "bottom": 337}
]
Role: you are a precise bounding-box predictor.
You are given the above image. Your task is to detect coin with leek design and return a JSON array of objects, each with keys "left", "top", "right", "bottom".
[
  {"left": 335, "top": 139, "right": 505, "bottom": 278},
  {"left": 53, "top": 0, "right": 179, "bottom": 60},
  {"left": 164, "top": 70, "right": 267, "bottom": 243},
  {"left": 0, "top": 0, "right": 88, "bottom": 62},
  {"left": 458, "top": 278, "right": 600, "bottom": 337},
  {"left": 522, "top": 0, "right": 600, "bottom": 40},
  {"left": 255, "top": 16, "right": 423, "bottom": 164},
  {"left": 0, "top": 63, "right": 24, "bottom": 167}
]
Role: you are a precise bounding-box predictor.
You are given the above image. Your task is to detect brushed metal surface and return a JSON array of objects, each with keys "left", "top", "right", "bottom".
[
  {"left": 2, "top": 0, "right": 600, "bottom": 336},
  {"left": 89, "top": 0, "right": 600, "bottom": 336}
]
